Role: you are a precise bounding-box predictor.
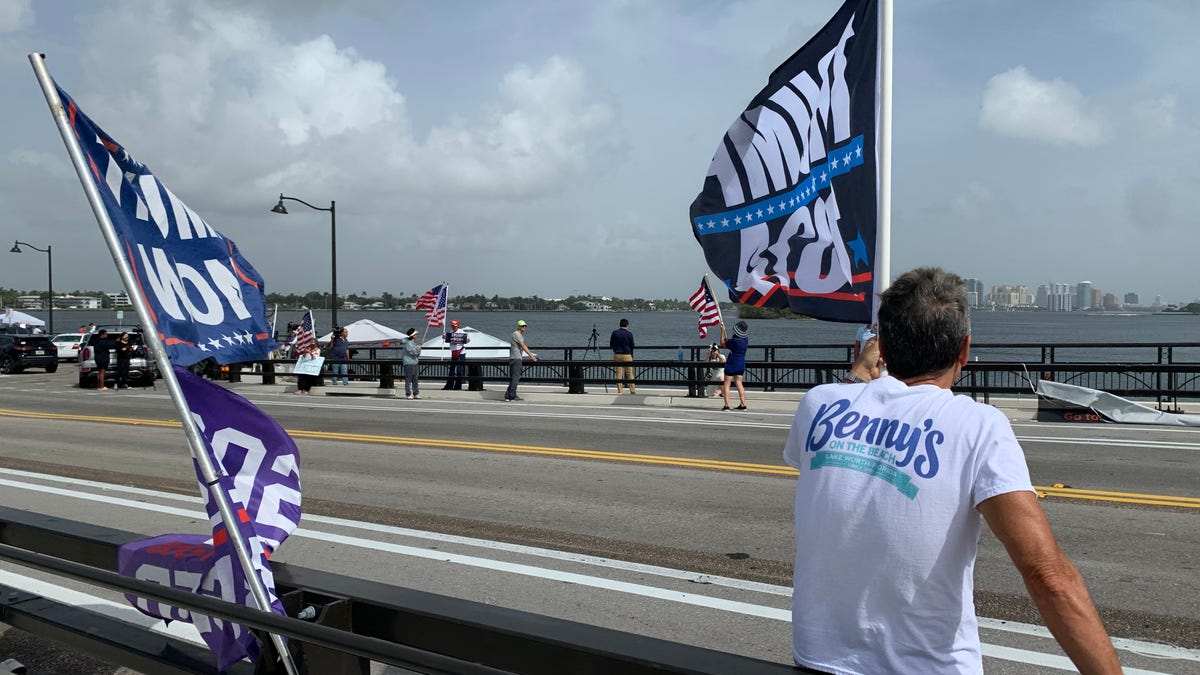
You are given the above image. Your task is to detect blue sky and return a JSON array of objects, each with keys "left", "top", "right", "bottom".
[{"left": 1, "top": 0, "right": 1197, "bottom": 303}]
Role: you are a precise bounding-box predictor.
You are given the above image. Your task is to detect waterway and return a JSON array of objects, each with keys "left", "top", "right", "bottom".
[{"left": 45, "top": 307, "right": 1199, "bottom": 353}]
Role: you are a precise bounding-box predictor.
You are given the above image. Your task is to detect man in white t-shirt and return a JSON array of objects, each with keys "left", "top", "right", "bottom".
[{"left": 783, "top": 267, "right": 1120, "bottom": 675}]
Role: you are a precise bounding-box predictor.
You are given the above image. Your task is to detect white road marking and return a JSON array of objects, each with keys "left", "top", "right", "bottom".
[
  {"left": 1, "top": 469, "right": 1195, "bottom": 669},
  {"left": 0, "top": 568, "right": 203, "bottom": 645}
]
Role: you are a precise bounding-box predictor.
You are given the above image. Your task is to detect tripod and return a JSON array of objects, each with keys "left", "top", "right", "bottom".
[{"left": 585, "top": 324, "right": 600, "bottom": 356}]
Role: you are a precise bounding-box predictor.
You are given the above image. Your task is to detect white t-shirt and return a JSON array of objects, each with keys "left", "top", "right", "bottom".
[{"left": 783, "top": 375, "right": 1034, "bottom": 675}]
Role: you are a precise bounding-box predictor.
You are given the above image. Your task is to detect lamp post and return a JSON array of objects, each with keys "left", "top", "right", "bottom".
[
  {"left": 10, "top": 241, "right": 53, "bottom": 334},
  {"left": 271, "top": 194, "right": 337, "bottom": 329}
]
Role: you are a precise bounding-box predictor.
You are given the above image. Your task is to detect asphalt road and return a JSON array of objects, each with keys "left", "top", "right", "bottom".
[{"left": 0, "top": 367, "right": 1198, "bottom": 674}]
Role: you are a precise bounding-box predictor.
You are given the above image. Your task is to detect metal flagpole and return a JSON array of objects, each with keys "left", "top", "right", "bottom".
[
  {"left": 28, "top": 53, "right": 299, "bottom": 675},
  {"left": 876, "top": 0, "right": 893, "bottom": 299}
]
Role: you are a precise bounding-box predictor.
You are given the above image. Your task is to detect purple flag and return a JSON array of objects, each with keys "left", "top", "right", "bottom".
[{"left": 119, "top": 367, "right": 302, "bottom": 670}]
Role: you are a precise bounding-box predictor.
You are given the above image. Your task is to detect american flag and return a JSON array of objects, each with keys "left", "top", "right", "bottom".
[
  {"left": 293, "top": 310, "right": 317, "bottom": 355},
  {"left": 425, "top": 285, "right": 448, "bottom": 328},
  {"left": 689, "top": 277, "right": 722, "bottom": 338},
  {"left": 414, "top": 284, "right": 443, "bottom": 312}
]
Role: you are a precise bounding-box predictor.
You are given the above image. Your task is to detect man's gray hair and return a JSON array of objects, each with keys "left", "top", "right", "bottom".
[{"left": 878, "top": 267, "right": 971, "bottom": 379}]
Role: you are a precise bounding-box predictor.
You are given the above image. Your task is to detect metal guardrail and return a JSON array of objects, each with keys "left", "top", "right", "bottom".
[
  {"left": 0, "top": 506, "right": 805, "bottom": 674},
  {"left": 220, "top": 346, "right": 1200, "bottom": 410}
]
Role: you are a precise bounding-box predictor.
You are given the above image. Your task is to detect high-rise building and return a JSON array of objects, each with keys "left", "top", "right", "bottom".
[
  {"left": 963, "top": 278, "right": 985, "bottom": 308},
  {"left": 1048, "top": 283, "right": 1074, "bottom": 312},
  {"left": 1091, "top": 288, "right": 1103, "bottom": 311},
  {"left": 1103, "top": 293, "right": 1119, "bottom": 310},
  {"left": 1076, "top": 281, "right": 1092, "bottom": 311},
  {"left": 1036, "top": 285, "right": 1049, "bottom": 309},
  {"left": 1124, "top": 292, "right": 1139, "bottom": 306}
]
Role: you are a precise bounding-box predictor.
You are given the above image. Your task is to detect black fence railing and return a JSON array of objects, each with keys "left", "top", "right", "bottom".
[
  {"left": 216, "top": 342, "right": 1200, "bottom": 409},
  {"left": 0, "top": 506, "right": 805, "bottom": 674}
]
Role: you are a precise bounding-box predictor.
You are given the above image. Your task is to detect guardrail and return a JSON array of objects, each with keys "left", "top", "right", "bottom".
[
  {"left": 215, "top": 345, "right": 1200, "bottom": 410},
  {"left": 0, "top": 506, "right": 806, "bottom": 674}
]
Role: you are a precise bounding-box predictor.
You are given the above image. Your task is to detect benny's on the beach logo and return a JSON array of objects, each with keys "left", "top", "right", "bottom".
[{"left": 804, "top": 399, "right": 942, "bottom": 499}]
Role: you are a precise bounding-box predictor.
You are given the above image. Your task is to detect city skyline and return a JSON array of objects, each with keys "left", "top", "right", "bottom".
[{"left": 1, "top": 1, "right": 1198, "bottom": 303}]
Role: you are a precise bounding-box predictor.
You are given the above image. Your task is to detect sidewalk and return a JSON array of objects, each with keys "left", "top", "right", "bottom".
[{"left": 223, "top": 377, "right": 1047, "bottom": 419}]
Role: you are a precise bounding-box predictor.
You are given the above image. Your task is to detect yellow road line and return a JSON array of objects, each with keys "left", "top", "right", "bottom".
[{"left": 2, "top": 408, "right": 1196, "bottom": 506}]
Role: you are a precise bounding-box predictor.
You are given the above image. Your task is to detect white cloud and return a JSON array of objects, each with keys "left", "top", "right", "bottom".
[
  {"left": 0, "top": 0, "right": 32, "bottom": 32},
  {"left": 1131, "top": 94, "right": 1177, "bottom": 134},
  {"left": 979, "top": 66, "right": 1108, "bottom": 147}
]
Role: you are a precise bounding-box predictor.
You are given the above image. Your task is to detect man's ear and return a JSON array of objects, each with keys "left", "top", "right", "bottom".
[{"left": 958, "top": 334, "right": 972, "bottom": 367}]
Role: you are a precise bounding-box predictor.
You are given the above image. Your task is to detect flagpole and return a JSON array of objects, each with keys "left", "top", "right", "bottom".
[
  {"left": 876, "top": 0, "right": 893, "bottom": 300},
  {"left": 29, "top": 53, "right": 298, "bottom": 675}
]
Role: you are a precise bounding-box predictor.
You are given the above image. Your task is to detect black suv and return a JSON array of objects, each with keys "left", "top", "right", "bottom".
[{"left": 0, "top": 333, "right": 59, "bottom": 374}]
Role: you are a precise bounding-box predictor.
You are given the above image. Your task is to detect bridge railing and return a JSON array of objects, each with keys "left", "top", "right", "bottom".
[
  {"left": 0, "top": 506, "right": 805, "bottom": 674},
  {"left": 216, "top": 341, "right": 1200, "bottom": 409}
]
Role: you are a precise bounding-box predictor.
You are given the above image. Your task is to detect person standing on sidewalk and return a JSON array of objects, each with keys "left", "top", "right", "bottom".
[
  {"left": 609, "top": 318, "right": 636, "bottom": 394},
  {"left": 719, "top": 321, "right": 749, "bottom": 410},
  {"left": 505, "top": 320, "right": 538, "bottom": 401},
  {"left": 328, "top": 327, "right": 350, "bottom": 385},
  {"left": 401, "top": 328, "right": 423, "bottom": 399},
  {"left": 442, "top": 319, "right": 470, "bottom": 390}
]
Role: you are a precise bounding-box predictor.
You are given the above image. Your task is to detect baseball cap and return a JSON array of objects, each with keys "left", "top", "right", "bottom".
[
  {"left": 450, "top": 319, "right": 460, "bottom": 327},
  {"left": 517, "top": 320, "right": 527, "bottom": 327}
]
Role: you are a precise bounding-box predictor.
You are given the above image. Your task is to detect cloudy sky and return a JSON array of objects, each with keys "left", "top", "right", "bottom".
[{"left": 1, "top": 0, "right": 1197, "bottom": 303}]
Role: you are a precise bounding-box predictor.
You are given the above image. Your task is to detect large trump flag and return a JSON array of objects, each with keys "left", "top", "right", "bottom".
[
  {"left": 690, "top": 0, "right": 882, "bottom": 323},
  {"left": 53, "top": 84, "right": 274, "bottom": 366}
]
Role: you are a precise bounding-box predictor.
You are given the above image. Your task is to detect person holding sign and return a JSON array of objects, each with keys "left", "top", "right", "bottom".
[{"left": 293, "top": 343, "right": 323, "bottom": 395}]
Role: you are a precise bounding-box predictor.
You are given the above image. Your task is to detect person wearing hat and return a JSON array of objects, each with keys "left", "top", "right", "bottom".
[
  {"left": 704, "top": 343, "right": 726, "bottom": 397},
  {"left": 442, "top": 318, "right": 471, "bottom": 390},
  {"left": 718, "top": 320, "right": 750, "bottom": 410},
  {"left": 505, "top": 320, "right": 538, "bottom": 401},
  {"left": 401, "top": 328, "right": 424, "bottom": 399}
]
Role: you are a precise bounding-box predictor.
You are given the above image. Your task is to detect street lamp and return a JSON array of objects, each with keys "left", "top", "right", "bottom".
[
  {"left": 9, "top": 241, "right": 53, "bottom": 334},
  {"left": 271, "top": 194, "right": 338, "bottom": 329}
]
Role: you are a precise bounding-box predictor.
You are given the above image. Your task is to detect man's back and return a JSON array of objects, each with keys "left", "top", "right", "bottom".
[{"left": 783, "top": 376, "right": 1034, "bottom": 674}]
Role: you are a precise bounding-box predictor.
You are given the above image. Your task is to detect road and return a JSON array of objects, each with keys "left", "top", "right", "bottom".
[{"left": 0, "top": 368, "right": 1198, "bottom": 674}]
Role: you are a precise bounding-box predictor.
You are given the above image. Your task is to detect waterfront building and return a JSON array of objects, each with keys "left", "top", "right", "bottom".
[
  {"left": 1048, "top": 283, "right": 1074, "bottom": 312},
  {"left": 1036, "top": 285, "right": 1049, "bottom": 309},
  {"left": 1076, "top": 281, "right": 1093, "bottom": 311},
  {"left": 963, "top": 278, "right": 985, "bottom": 308},
  {"left": 105, "top": 290, "right": 132, "bottom": 307},
  {"left": 1125, "top": 292, "right": 1139, "bottom": 306}
]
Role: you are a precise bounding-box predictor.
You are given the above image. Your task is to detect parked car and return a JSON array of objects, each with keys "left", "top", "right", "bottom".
[
  {"left": 78, "top": 326, "right": 158, "bottom": 388},
  {"left": 51, "top": 332, "right": 87, "bottom": 362},
  {"left": 0, "top": 334, "right": 58, "bottom": 374}
]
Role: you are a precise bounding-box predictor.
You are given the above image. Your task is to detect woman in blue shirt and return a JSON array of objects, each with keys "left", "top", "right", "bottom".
[{"left": 719, "top": 320, "right": 750, "bottom": 410}]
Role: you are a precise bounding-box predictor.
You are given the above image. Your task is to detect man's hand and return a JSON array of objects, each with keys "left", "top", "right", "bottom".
[{"left": 848, "top": 337, "right": 883, "bottom": 381}]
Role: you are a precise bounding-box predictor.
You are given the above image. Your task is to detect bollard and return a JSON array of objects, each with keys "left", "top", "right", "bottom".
[{"left": 568, "top": 365, "right": 586, "bottom": 394}]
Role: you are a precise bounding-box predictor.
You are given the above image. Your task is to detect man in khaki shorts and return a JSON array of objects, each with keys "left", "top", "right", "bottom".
[{"left": 609, "top": 318, "right": 635, "bottom": 394}]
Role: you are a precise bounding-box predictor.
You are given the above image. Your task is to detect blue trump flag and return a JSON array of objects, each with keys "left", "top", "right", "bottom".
[
  {"left": 55, "top": 83, "right": 273, "bottom": 365},
  {"left": 689, "top": 0, "right": 880, "bottom": 323}
]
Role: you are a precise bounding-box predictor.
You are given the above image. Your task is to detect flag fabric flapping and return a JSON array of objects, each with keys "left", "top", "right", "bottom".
[
  {"left": 52, "top": 84, "right": 274, "bottom": 365},
  {"left": 292, "top": 310, "right": 317, "bottom": 355},
  {"left": 689, "top": 0, "right": 880, "bottom": 323},
  {"left": 118, "top": 367, "right": 302, "bottom": 670},
  {"left": 689, "top": 277, "right": 723, "bottom": 339},
  {"left": 416, "top": 284, "right": 448, "bottom": 328}
]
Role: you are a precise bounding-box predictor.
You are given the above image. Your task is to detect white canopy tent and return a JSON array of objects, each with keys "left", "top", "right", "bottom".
[
  {"left": 0, "top": 309, "right": 46, "bottom": 327},
  {"left": 317, "top": 318, "right": 408, "bottom": 347}
]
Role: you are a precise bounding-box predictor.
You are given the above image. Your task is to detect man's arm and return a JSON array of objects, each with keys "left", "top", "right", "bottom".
[
  {"left": 978, "top": 492, "right": 1121, "bottom": 674},
  {"left": 519, "top": 337, "right": 538, "bottom": 361}
]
